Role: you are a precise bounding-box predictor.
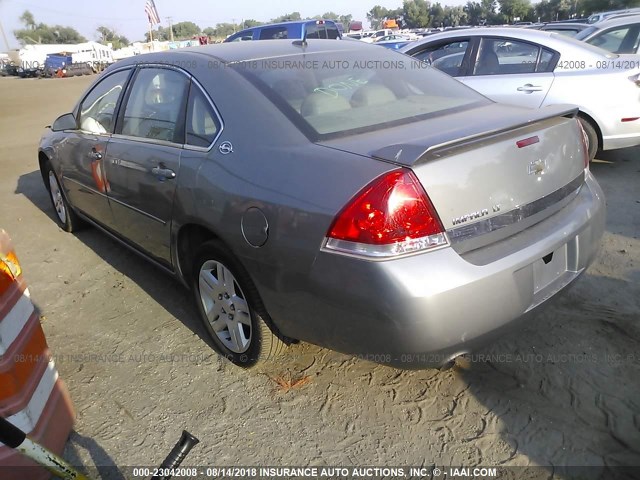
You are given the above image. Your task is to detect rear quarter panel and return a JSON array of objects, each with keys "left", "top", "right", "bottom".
[{"left": 175, "top": 59, "right": 394, "bottom": 337}]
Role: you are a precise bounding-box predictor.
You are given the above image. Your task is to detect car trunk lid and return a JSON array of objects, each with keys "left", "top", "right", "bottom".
[{"left": 318, "top": 103, "right": 586, "bottom": 254}]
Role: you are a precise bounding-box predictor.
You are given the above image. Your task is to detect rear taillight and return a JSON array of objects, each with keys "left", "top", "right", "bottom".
[
  {"left": 0, "top": 250, "right": 22, "bottom": 295},
  {"left": 324, "top": 169, "right": 447, "bottom": 258},
  {"left": 576, "top": 119, "right": 590, "bottom": 170}
]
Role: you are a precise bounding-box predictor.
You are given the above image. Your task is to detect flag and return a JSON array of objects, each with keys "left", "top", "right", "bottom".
[{"left": 145, "top": 0, "right": 161, "bottom": 25}]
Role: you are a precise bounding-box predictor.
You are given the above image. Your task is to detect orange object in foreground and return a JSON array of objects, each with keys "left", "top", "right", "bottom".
[{"left": 0, "top": 230, "right": 75, "bottom": 480}]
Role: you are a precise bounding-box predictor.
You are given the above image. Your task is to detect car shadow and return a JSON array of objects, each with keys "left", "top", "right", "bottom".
[
  {"left": 63, "top": 431, "right": 127, "bottom": 480},
  {"left": 454, "top": 274, "right": 640, "bottom": 476},
  {"left": 15, "top": 168, "right": 640, "bottom": 473},
  {"left": 14, "top": 169, "right": 215, "bottom": 351}
]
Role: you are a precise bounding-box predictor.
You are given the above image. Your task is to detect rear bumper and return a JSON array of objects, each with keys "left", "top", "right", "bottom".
[
  {"left": 599, "top": 107, "right": 640, "bottom": 151},
  {"left": 282, "top": 171, "right": 605, "bottom": 368},
  {"left": 602, "top": 128, "right": 640, "bottom": 151}
]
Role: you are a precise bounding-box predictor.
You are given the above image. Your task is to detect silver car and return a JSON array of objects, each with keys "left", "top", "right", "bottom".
[
  {"left": 575, "top": 14, "right": 640, "bottom": 54},
  {"left": 400, "top": 27, "right": 640, "bottom": 160},
  {"left": 39, "top": 40, "right": 605, "bottom": 369}
]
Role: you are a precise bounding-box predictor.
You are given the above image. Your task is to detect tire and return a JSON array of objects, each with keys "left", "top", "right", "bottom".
[
  {"left": 192, "top": 240, "right": 286, "bottom": 368},
  {"left": 578, "top": 116, "right": 598, "bottom": 162},
  {"left": 44, "top": 162, "right": 82, "bottom": 232}
]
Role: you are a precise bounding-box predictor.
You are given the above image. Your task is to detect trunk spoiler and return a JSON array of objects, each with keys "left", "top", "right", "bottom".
[{"left": 370, "top": 105, "right": 578, "bottom": 166}]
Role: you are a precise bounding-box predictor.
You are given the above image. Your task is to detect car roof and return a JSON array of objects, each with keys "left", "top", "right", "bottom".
[
  {"left": 230, "top": 19, "right": 340, "bottom": 39},
  {"left": 235, "top": 19, "right": 337, "bottom": 32},
  {"left": 113, "top": 39, "right": 375, "bottom": 68},
  {"left": 587, "top": 13, "right": 640, "bottom": 29},
  {"left": 541, "top": 22, "right": 589, "bottom": 28},
  {"left": 399, "top": 26, "right": 616, "bottom": 59}
]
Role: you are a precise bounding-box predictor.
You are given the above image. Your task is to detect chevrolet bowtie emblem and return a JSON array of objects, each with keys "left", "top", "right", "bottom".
[{"left": 528, "top": 159, "right": 547, "bottom": 176}]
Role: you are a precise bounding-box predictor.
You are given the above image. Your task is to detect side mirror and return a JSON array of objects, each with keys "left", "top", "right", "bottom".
[{"left": 51, "top": 113, "right": 77, "bottom": 132}]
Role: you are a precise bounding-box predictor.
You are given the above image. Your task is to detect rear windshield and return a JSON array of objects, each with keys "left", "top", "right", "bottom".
[{"left": 233, "top": 49, "right": 488, "bottom": 139}]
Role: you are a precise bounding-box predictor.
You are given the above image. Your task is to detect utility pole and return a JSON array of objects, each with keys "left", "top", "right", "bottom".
[
  {"left": 166, "top": 16, "right": 174, "bottom": 42},
  {"left": 0, "top": 0, "right": 11, "bottom": 52},
  {"left": 0, "top": 21, "right": 9, "bottom": 52},
  {"left": 232, "top": 18, "right": 236, "bottom": 33}
]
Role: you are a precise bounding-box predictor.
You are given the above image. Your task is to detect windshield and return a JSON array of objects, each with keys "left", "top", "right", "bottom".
[
  {"left": 574, "top": 26, "right": 599, "bottom": 40},
  {"left": 233, "top": 50, "right": 488, "bottom": 139},
  {"left": 550, "top": 31, "right": 619, "bottom": 57}
]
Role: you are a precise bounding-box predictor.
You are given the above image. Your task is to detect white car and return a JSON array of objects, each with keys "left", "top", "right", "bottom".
[
  {"left": 401, "top": 27, "right": 640, "bottom": 159},
  {"left": 575, "top": 14, "right": 640, "bottom": 54}
]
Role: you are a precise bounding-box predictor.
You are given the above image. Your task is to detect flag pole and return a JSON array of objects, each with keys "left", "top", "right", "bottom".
[{"left": 149, "top": 21, "right": 153, "bottom": 49}]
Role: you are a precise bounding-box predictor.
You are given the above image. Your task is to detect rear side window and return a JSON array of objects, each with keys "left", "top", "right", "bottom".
[
  {"left": 185, "top": 86, "right": 220, "bottom": 148},
  {"left": 306, "top": 22, "right": 340, "bottom": 39},
  {"left": 259, "top": 27, "right": 288, "bottom": 40},
  {"left": 120, "top": 68, "right": 189, "bottom": 143},
  {"left": 474, "top": 38, "right": 555, "bottom": 75},
  {"left": 78, "top": 69, "right": 130, "bottom": 134},
  {"left": 306, "top": 23, "right": 327, "bottom": 39}
]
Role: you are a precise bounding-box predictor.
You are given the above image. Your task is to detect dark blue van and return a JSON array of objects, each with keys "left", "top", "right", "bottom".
[{"left": 224, "top": 20, "right": 341, "bottom": 42}]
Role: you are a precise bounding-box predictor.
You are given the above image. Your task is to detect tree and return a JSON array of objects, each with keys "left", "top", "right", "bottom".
[
  {"left": 465, "top": 1, "right": 486, "bottom": 24},
  {"left": 202, "top": 23, "right": 236, "bottom": 39},
  {"left": 403, "top": 0, "right": 431, "bottom": 28},
  {"left": 97, "top": 26, "right": 129, "bottom": 49},
  {"left": 443, "top": 6, "right": 469, "bottom": 26},
  {"left": 499, "top": 0, "right": 532, "bottom": 22},
  {"left": 367, "top": 6, "right": 392, "bottom": 29},
  {"left": 145, "top": 26, "right": 170, "bottom": 42},
  {"left": 430, "top": 3, "right": 445, "bottom": 26},
  {"left": 171, "top": 21, "right": 201, "bottom": 39},
  {"left": 14, "top": 11, "right": 87, "bottom": 45},
  {"left": 243, "top": 19, "right": 263, "bottom": 28},
  {"left": 270, "top": 12, "right": 302, "bottom": 23},
  {"left": 19, "top": 10, "right": 36, "bottom": 30}
]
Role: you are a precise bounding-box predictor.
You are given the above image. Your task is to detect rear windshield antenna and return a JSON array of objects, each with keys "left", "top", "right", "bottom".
[{"left": 293, "top": 29, "right": 308, "bottom": 47}]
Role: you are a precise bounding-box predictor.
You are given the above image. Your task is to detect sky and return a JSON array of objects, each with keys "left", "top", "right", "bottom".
[{"left": 0, "top": 0, "right": 466, "bottom": 49}]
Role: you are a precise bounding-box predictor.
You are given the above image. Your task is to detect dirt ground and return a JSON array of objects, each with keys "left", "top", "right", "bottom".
[{"left": 0, "top": 75, "right": 638, "bottom": 480}]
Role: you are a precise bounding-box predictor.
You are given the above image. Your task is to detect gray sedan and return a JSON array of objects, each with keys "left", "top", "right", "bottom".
[{"left": 39, "top": 40, "right": 605, "bottom": 369}]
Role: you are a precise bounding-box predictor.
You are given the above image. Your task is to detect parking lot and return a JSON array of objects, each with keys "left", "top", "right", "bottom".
[{"left": 0, "top": 74, "right": 639, "bottom": 478}]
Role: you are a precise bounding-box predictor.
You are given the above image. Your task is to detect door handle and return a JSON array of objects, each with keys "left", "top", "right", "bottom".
[
  {"left": 151, "top": 166, "right": 176, "bottom": 179},
  {"left": 517, "top": 84, "right": 544, "bottom": 93},
  {"left": 89, "top": 150, "right": 102, "bottom": 160}
]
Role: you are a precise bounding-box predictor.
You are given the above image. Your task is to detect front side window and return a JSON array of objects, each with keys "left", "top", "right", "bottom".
[
  {"left": 228, "top": 33, "right": 253, "bottom": 42},
  {"left": 78, "top": 69, "right": 130, "bottom": 134},
  {"left": 120, "top": 68, "right": 189, "bottom": 143},
  {"left": 412, "top": 40, "right": 470, "bottom": 76},
  {"left": 185, "top": 86, "right": 220, "bottom": 148}
]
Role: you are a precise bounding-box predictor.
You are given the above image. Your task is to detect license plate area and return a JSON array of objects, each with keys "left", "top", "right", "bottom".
[{"left": 533, "top": 244, "right": 568, "bottom": 294}]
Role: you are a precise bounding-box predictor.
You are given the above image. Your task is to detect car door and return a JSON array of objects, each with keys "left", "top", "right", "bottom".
[
  {"left": 458, "top": 37, "right": 556, "bottom": 109},
  {"left": 103, "top": 66, "right": 190, "bottom": 264},
  {"left": 59, "top": 68, "right": 132, "bottom": 228}
]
